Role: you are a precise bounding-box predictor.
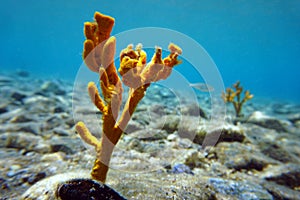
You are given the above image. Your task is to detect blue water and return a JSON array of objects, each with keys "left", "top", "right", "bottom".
[{"left": 1, "top": 0, "right": 299, "bottom": 101}]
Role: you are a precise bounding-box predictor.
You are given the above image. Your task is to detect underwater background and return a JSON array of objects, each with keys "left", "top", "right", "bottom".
[{"left": 1, "top": 0, "right": 300, "bottom": 102}]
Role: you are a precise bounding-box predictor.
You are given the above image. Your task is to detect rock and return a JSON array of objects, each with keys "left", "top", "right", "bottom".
[
  {"left": 125, "top": 137, "right": 144, "bottom": 152},
  {"left": 53, "top": 106, "right": 65, "bottom": 113},
  {"left": 208, "top": 178, "right": 273, "bottom": 200},
  {"left": 3, "top": 122, "right": 40, "bottom": 135},
  {"left": 11, "top": 91, "right": 27, "bottom": 102},
  {"left": 0, "top": 104, "right": 8, "bottom": 114},
  {"left": 21, "top": 171, "right": 126, "bottom": 200},
  {"left": 57, "top": 179, "right": 127, "bottom": 200},
  {"left": 129, "top": 129, "right": 168, "bottom": 141},
  {"left": 0, "top": 75, "right": 13, "bottom": 83},
  {"left": 212, "top": 142, "right": 279, "bottom": 171},
  {"left": 262, "top": 181, "right": 300, "bottom": 200},
  {"left": 50, "top": 137, "right": 82, "bottom": 154},
  {"left": 166, "top": 133, "right": 178, "bottom": 141},
  {"left": 247, "top": 111, "right": 291, "bottom": 132},
  {"left": 0, "top": 132, "right": 51, "bottom": 153},
  {"left": 287, "top": 113, "right": 300, "bottom": 124},
  {"left": 40, "top": 81, "right": 66, "bottom": 95},
  {"left": 50, "top": 144, "right": 74, "bottom": 155},
  {"left": 262, "top": 164, "right": 300, "bottom": 189},
  {"left": 259, "top": 141, "right": 297, "bottom": 163},
  {"left": 10, "top": 114, "right": 33, "bottom": 123},
  {"left": 43, "top": 115, "right": 66, "bottom": 131},
  {"left": 193, "top": 123, "right": 246, "bottom": 146},
  {"left": 184, "top": 150, "right": 208, "bottom": 169},
  {"left": 23, "top": 95, "right": 57, "bottom": 114},
  {"left": 53, "top": 127, "right": 71, "bottom": 136},
  {"left": 272, "top": 103, "right": 300, "bottom": 115},
  {"left": 181, "top": 103, "right": 207, "bottom": 119},
  {"left": 176, "top": 116, "right": 202, "bottom": 141},
  {"left": 124, "top": 120, "right": 143, "bottom": 134},
  {"left": 158, "top": 114, "right": 180, "bottom": 133},
  {"left": 170, "top": 163, "right": 194, "bottom": 175},
  {"left": 27, "top": 172, "right": 47, "bottom": 185}
]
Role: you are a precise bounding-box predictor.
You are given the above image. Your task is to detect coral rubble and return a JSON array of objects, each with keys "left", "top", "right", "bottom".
[{"left": 75, "top": 11, "right": 182, "bottom": 183}]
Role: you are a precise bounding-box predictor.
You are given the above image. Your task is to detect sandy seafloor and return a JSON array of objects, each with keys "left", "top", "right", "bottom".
[{"left": 1, "top": 70, "right": 300, "bottom": 199}]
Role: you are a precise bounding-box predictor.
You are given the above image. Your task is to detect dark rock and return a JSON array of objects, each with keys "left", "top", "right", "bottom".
[
  {"left": 57, "top": 179, "right": 127, "bottom": 200},
  {"left": 50, "top": 137, "right": 82, "bottom": 154},
  {"left": 27, "top": 172, "right": 46, "bottom": 185},
  {"left": 43, "top": 115, "right": 65, "bottom": 131},
  {"left": 194, "top": 124, "right": 245, "bottom": 146},
  {"left": 124, "top": 120, "right": 143, "bottom": 134},
  {"left": 4, "top": 122, "right": 40, "bottom": 135},
  {"left": 40, "top": 81, "right": 66, "bottom": 96},
  {"left": 263, "top": 164, "right": 300, "bottom": 189},
  {"left": 259, "top": 141, "right": 297, "bottom": 163},
  {"left": 0, "top": 177, "right": 9, "bottom": 190},
  {"left": 181, "top": 103, "right": 207, "bottom": 119},
  {"left": 126, "top": 137, "right": 144, "bottom": 152},
  {"left": 272, "top": 103, "right": 300, "bottom": 115},
  {"left": 247, "top": 111, "right": 290, "bottom": 132},
  {"left": 1, "top": 132, "right": 51, "bottom": 153},
  {"left": 208, "top": 178, "right": 273, "bottom": 200},
  {"left": 212, "top": 142, "right": 279, "bottom": 171},
  {"left": 11, "top": 91, "right": 27, "bottom": 102},
  {"left": 0, "top": 75, "right": 13, "bottom": 84},
  {"left": 0, "top": 105, "right": 8, "bottom": 114},
  {"left": 287, "top": 113, "right": 300, "bottom": 124},
  {"left": 53, "top": 127, "right": 70, "bottom": 136},
  {"left": 129, "top": 129, "right": 168, "bottom": 141},
  {"left": 159, "top": 115, "right": 180, "bottom": 133},
  {"left": 184, "top": 150, "right": 208, "bottom": 169},
  {"left": 10, "top": 114, "right": 33, "bottom": 123},
  {"left": 51, "top": 144, "right": 74, "bottom": 154},
  {"left": 262, "top": 181, "right": 300, "bottom": 200},
  {"left": 53, "top": 106, "right": 65, "bottom": 113},
  {"left": 27, "top": 172, "right": 47, "bottom": 185}
]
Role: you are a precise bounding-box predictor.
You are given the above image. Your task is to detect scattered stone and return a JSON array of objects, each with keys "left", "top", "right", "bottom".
[
  {"left": 170, "top": 163, "right": 194, "bottom": 175},
  {"left": 212, "top": 142, "right": 279, "bottom": 171},
  {"left": 247, "top": 111, "right": 291, "bottom": 132},
  {"left": 193, "top": 123, "right": 245, "bottom": 146},
  {"left": 259, "top": 141, "right": 297, "bottom": 163},
  {"left": 262, "top": 164, "right": 300, "bottom": 189},
  {"left": 53, "top": 106, "right": 65, "bottom": 113},
  {"left": 53, "top": 127, "right": 71, "bottom": 136},
  {"left": 129, "top": 129, "right": 168, "bottom": 141},
  {"left": 10, "top": 114, "right": 33, "bottom": 123},
  {"left": 0, "top": 132, "right": 51, "bottom": 153},
  {"left": 0, "top": 104, "right": 8, "bottom": 114},
  {"left": 208, "top": 178, "right": 273, "bottom": 200},
  {"left": 11, "top": 91, "right": 27, "bottom": 102},
  {"left": 0, "top": 71, "right": 299, "bottom": 199},
  {"left": 124, "top": 120, "right": 143, "bottom": 134},
  {"left": 262, "top": 181, "right": 300, "bottom": 200},
  {"left": 184, "top": 150, "right": 208, "bottom": 169},
  {"left": 27, "top": 172, "right": 47, "bottom": 185},
  {"left": 40, "top": 81, "right": 66, "bottom": 95},
  {"left": 0, "top": 75, "right": 13, "bottom": 84},
  {"left": 4, "top": 122, "right": 40, "bottom": 135},
  {"left": 158, "top": 114, "right": 180, "bottom": 133},
  {"left": 181, "top": 103, "right": 207, "bottom": 119}
]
